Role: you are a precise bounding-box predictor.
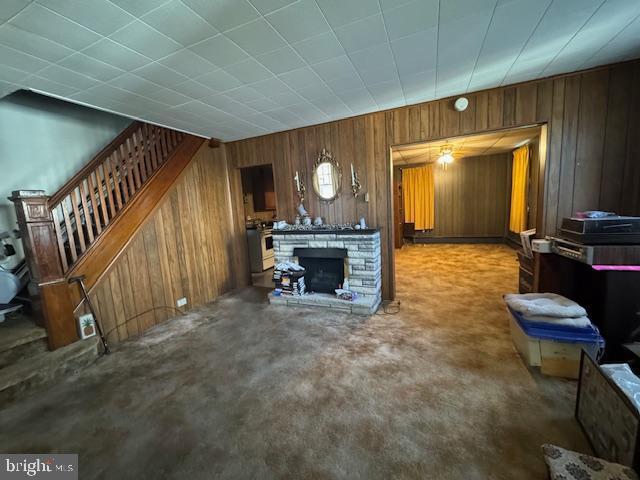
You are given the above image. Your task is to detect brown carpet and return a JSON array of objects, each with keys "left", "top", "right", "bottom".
[{"left": 0, "top": 244, "right": 589, "bottom": 479}]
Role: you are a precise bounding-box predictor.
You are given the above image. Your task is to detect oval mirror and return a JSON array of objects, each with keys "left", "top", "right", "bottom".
[{"left": 312, "top": 149, "right": 342, "bottom": 202}]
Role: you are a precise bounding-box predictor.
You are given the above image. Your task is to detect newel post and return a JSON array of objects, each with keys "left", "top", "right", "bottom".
[{"left": 9, "top": 190, "right": 79, "bottom": 349}]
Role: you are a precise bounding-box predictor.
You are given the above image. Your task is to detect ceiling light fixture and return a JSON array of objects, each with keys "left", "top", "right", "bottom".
[{"left": 437, "top": 145, "right": 454, "bottom": 169}]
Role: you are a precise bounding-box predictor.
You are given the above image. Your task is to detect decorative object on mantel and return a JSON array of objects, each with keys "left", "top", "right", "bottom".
[
  {"left": 350, "top": 163, "right": 362, "bottom": 197},
  {"left": 312, "top": 148, "right": 342, "bottom": 203},
  {"left": 303, "top": 216, "right": 312, "bottom": 226},
  {"left": 273, "top": 223, "right": 361, "bottom": 232},
  {"left": 273, "top": 220, "right": 289, "bottom": 230},
  {"left": 313, "top": 217, "right": 323, "bottom": 226},
  {"left": 294, "top": 170, "right": 306, "bottom": 202},
  {"left": 359, "top": 217, "right": 367, "bottom": 229}
]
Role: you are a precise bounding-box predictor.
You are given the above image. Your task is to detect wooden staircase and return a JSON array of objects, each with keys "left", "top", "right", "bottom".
[{"left": 10, "top": 122, "right": 205, "bottom": 350}]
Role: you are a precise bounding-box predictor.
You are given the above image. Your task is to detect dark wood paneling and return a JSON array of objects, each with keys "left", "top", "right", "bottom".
[
  {"left": 226, "top": 61, "right": 640, "bottom": 300},
  {"left": 89, "top": 143, "right": 248, "bottom": 344}
]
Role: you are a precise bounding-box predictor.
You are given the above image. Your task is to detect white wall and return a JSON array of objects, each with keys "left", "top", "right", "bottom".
[{"left": 0, "top": 91, "right": 131, "bottom": 268}]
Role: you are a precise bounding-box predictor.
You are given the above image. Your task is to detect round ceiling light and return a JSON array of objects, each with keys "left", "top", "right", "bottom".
[{"left": 454, "top": 97, "right": 469, "bottom": 112}]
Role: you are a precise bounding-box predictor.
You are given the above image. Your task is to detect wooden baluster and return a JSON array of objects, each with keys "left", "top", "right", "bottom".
[
  {"left": 159, "top": 128, "right": 169, "bottom": 159},
  {"left": 51, "top": 205, "right": 69, "bottom": 272},
  {"left": 71, "top": 188, "right": 87, "bottom": 253},
  {"left": 88, "top": 171, "right": 103, "bottom": 235},
  {"left": 108, "top": 153, "right": 125, "bottom": 210},
  {"left": 147, "top": 125, "right": 159, "bottom": 171},
  {"left": 118, "top": 144, "right": 134, "bottom": 201},
  {"left": 60, "top": 196, "right": 77, "bottom": 263},
  {"left": 101, "top": 161, "right": 116, "bottom": 220},
  {"left": 169, "top": 130, "right": 177, "bottom": 148},
  {"left": 126, "top": 137, "right": 142, "bottom": 190},
  {"left": 134, "top": 129, "right": 148, "bottom": 182},
  {"left": 79, "top": 179, "right": 95, "bottom": 244},
  {"left": 94, "top": 167, "right": 109, "bottom": 227}
]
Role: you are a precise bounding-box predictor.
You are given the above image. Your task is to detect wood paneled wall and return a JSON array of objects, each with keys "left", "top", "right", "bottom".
[
  {"left": 410, "top": 153, "right": 511, "bottom": 238},
  {"left": 226, "top": 61, "right": 640, "bottom": 300},
  {"left": 87, "top": 143, "right": 249, "bottom": 344}
]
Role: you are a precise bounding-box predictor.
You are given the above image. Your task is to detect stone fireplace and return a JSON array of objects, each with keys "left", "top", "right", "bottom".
[{"left": 268, "top": 229, "right": 382, "bottom": 315}]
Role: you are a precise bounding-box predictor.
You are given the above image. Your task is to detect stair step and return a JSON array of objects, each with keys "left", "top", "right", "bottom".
[
  {"left": 0, "top": 315, "right": 47, "bottom": 353},
  {"left": 0, "top": 337, "right": 99, "bottom": 406}
]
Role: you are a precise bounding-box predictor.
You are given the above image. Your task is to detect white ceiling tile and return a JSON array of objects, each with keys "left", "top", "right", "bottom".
[
  {"left": 59, "top": 53, "right": 125, "bottom": 81},
  {"left": 224, "top": 58, "right": 272, "bottom": 83},
  {"left": 245, "top": 96, "right": 280, "bottom": 111},
  {"left": 296, "top": 82, "right": 334, "bottom": 100},
  {"left": 110, "top": 20, "right": 182, "bottom": 60},
  {"left": 81, "top": 38, "right": 150, "bottom": 71},
  {"left": 0, "top": 43, "right": 48, "bottom": 73},
  {"left": 391, "top": 27, "right": 437, "bottom": 76},
  {"left": 334, "top": 14, "right": 388, "bottom": 53},
  {"left": 1, "top": 0, "right": 30, "bottom": 23},
  {"left": 133, "top": 62, "right": 189, "bottom": 88},
  {"left": 225, "top": 18, "right": 286, "bottom": 56},
  {"left": 108, "top": 73, "right": 164, "bottom": 95},
  {"left": 325, "top": 72, "right": 365, "bottom": 94},
  {"left": 312, "top": 55, "right": 358, "bottom": 82},
  {"left": 244, "top": 111, "right": 289, "bottom": 130},
  {"left": 250, "top": 76, "right": 293, "bottom": 95},
  {"left": 195, "top": 69, "right": 242, "bottom": 92},
  {"left": 349, "top": 43, "right": 398, "bottom": 85},
  {"left": 201, "top": 94, "right": 259, "bottom": 116},
  {"left": 0, "top": 65, "right": 30, "bottom": 83},
  {"left": 256, "top": 46, "right": 306, "bottom": 74},
  {"left": 37, "top": 0, "right": 136, "bottom": 36},
  {"left": 141, "top": 0, "right": 218, "bottom": 47},
  {"left": 189, "top": 35, "right": 249, "bottom": 67},
  {"left": 157, "top": 49, "right": 218, "bottom": 77},
  {"left": 399, "top": 68, "right": 436, "bottom": 103},
  {"left": 292, "top": 31, "right": 344, "bottom": 64},
  {"left": 316, "top": 0, "right": 380, "bottom": 29},
  {"left": 172, "top": 79, "right": 217, "bottom": 98},
  {"left": 144, "top": 87, "right": 192, "bottom": 106},
  {"left": 0, "top": 24, "right": 73, "bottom": 62},
  {"left": 336, "top": 88, "right": 378, "bottom": 112},
  {"left": 25, "top": 74, "right": 80, "bottom": 97},
  {"left": 367, "top": 78, "right": 404, "bottom": 107},
  {"left": 379, "top": 0, "right": 414, "bottom": 10},
  {"left": 266, "top": 0, "right": 331, "bottom": 44},
  {"left": 439, "top": 0, "right": 498, "bottom": 25},
  {"left": 10, "top": 3, "right": 100, "bottom": 50},
  {"left": 170, "top": 100, "right": 223, "bottom": 119},
  {"left": 582, "top": 14, "right": 640, "bottom": 68},
  {"left": 224, "top": 85, "right": 263, "bottom": 103},
  {"left": 279, "top": 66, "right": 322, "bottom": 90},
  {"left": 108, "top": 0, "right": 169, "bottom": 17},
  {"left": 249, "top": 0, "right": 297, "bottom": 15},
  {"left": 270, "top": 89, "right": 305, "bottom": 107},
  {"left": 0, "top": 81, "right": 21, "bottom": 98},
  {"left": 383, "top": 0, "right": 439, "bottom": 40},
  {"left": 263, "top": 107, "right": 303, "bottom": 125},
  {"left": 308, "top": 95, "right": 351, "bottom": 117},
  {"left": 181, "top": 0, "right": 260, "bottom": 32},
  {"left": 70, "top": 84, "right": 131, "bottom": 103},
  {"left": 37, "top": 64, "right": 97, "bottom": 90}
]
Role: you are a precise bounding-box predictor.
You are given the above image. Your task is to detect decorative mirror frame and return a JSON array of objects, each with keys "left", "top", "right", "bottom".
[{"left": 312, "top": 148, "right": 342, "bottom": 203}]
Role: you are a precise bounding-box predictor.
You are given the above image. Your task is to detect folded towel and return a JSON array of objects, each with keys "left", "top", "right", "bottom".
[
  {"left": 522, "top": 314, "right": 592, "bottom": 328},
  {"left": 503, "top": 293, "right": 587, "bottom": 318}
]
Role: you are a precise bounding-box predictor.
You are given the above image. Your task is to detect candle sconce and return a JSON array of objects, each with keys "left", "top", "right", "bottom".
[
  {"left": 350, "top": 163, "right": 362, "bottom": 198},
  {"left": 294, "top": 170, "right": 306, "bottom": 202}
]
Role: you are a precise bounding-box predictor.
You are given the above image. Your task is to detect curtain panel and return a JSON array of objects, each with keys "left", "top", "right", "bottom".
[
  {"left": 402, "top": 164, "right": 435, "bottom": 231},
  {"left": 509, "top": 145, "right": 530, "bottom": 233}
]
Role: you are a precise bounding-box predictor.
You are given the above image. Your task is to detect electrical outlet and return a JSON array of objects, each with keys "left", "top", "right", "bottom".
[{"left": 176, "top": 297, "right": 187, "bottom": 308}]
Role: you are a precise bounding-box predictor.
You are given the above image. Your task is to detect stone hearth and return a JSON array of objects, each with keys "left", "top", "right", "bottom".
[{"left": 269, "top": 229, "right": 382, "bottom": 315}]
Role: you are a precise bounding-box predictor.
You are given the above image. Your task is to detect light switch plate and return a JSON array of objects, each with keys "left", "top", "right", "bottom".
[{"left": 176, "top": 297, "right": 187, "bottom": 307}]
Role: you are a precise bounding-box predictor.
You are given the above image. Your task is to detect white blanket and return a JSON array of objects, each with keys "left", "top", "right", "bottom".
[
  {"left": 522, "top": 314, "right": 592, "bottom": 328},
  {"left": 504, "top": 293, "right": 587, "bottom": 318}
]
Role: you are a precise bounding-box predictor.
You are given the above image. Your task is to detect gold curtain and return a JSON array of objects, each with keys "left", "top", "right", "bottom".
[
  {"left": 509, "top": 145, "right": 530, "bottom": 233},
  {"left": 402, "top": 165, "right": 435, "bottom": 231}
]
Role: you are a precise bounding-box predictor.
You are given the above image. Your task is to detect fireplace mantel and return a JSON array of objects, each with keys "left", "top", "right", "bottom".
[{"left": 269, "top": 229, "right": 382, "bottom": 315}]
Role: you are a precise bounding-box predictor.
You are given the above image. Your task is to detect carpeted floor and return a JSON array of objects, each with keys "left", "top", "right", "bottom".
[{"left": 0, "top": 244, "right": 589, "bottom": 479}]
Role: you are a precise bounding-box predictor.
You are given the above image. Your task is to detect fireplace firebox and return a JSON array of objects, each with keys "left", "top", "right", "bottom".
[{"left": 294, "top": 248, "right": 347, "bottom": 294}]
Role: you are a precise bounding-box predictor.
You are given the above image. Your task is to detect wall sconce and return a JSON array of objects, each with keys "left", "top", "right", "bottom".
[
  {"left": 294, "top": 170, "right": 306, "bottom": 202},
  {"left": 350, "top": 163, "right": 362, "bottom": 197},
  {"left": 437, "top": 145, "right": 454, "bottom": 170}
]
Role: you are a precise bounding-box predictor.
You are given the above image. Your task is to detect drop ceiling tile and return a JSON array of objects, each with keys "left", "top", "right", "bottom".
[
  {"left": 172, "top": 79, "right": 217, "bottom": 98},
  {"left": 349, "top": 43, "right": 398, "bottom": 85},
  {"left": 37, "top": 0, "right": 136, "bottom": 36},
  {"left": 367, "top": 78, "right": 404, "bottom": 107},
  {"left": 201, "top": 94, "right": 258, "bottom": 116},
  {"left": 1, "top": 0, "right": 30, "bottom": 23},
  {"left": 144, "top": 87, "right": 192, "bottom": 106},
  {"left": 390, "top": 27, "right": 437, "bottom": 76},
  {"left": 110, "top": 20, "right": 182, "bottom": 60},
  {"left": 10, "top": 4, "right": 100, "bottom": 50},
  {"left": 244, "top": 111, "right": 289, "bottom": 130},
  {"left": 59, "top": 53, "right": 125, "bottom": 81},
  {"left": 108, "top": 73, "right": 164, "bottom": 95},
  {"left": 225, "top": 18, "right": 286, "bottom": 56},
  {"left": 296, "top": 82, "right": 334, "bottom": 101},
  {"left": 245, "top": 96, "right": 280, "bottom": 111},
  {"left": 108, "top": 0, "right": 169, "bottom": 17},
  {"left": 263, "top": 107, "right": 303, "bottom": 125},
  {"left": 249, "top": 0, "right": 297, "bottom": 15},
  {"left": 582, "top": 14, "right": 640, "bottom": 68},
  {"left": 312, "top": 55, "right": 358, "bottom": 82},
  {"left": 170, "top": 100, "right": 224, "bottom": 119},
  {"left": 37, "top": 64, "right": 97, "bottom": 90},
  {"left": 0, "top": 81, "right": 20, "bottom": 98},
  {"left": 181, "top": 0, "right": 260, "bottom": 32},
  {"left": 286, "top": 102, "right": 327, "bottom": 118},
  {"left": 279, "top": 66, "right": 322, "bottom": 90},
  {"left": 336, "top": 88, "right": 378, "bottom": 112},
  {"left": 316, "top": 0, "right": 380, "bottom": 29},
  {"left": 70, "top": 83, "right": 131, "bottom": 103},
  {"left": 334, "top": 14, "right": 388, "bottom": 53},
  {"left": 224, "top": 85, "right": 263, "bottom": 103},
  {"left": 383, "top": 0, "right": 439, "bottom": 40},
  {"left": 379, "top": 0, "right": 414, "bottom": 10},
  {"left": 157, "top": 49, "right": 218, "bottom": 78},
  {"left": 82, "top": 38, "right": 150, "bottom": 71},
  {"left": 224, "top": 58, "right": 272, "bottom": 84},
  {"left": 141, "top": 0, "right": 218, "bottom": 47},
  {"left": 0, "top": 43, "right": 48, "bottom": 73},
  {"left": 250, "top": 76, "right": 293, "bottom": 95},
  {"left": 266, "top": 0, "right": 331, "bottom": 44},
  {"left": 195, "top": 69, "right": 242, "bottom": 92},
  {"left": 308, "top": 96, "right": 351, "bottom": 117},
  {"left": 189, "top": 35, "right": 249, "bottom": 67},
  {"left": 399, "top": 68, "right": 436, "bottom": 103},
  {"left": 439, "top": 0, "right": 498, "bottom": 25},
  {"left": 0, "top": 65, "right": 30, "bottom": 83},
  {"left": 256, "top": 46, "right": 306, "bottom": 74},
  {"left": 25, "top": 74, "right": 80, "bottom": 97},
  {"left": 270, "top": 89, "right": 306, "bottom": 107},
  {"left": 0, "top": 24, "right": 74, "bottom": 62},
  {"left": 325, "top": 72, "right": 365, "bottom": 94},
  {"left": 292, "top": 31, "right": 344, "bottom": 64},
  {"left": 133, "top": 62, "right": 189, "bottom": 88}
]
